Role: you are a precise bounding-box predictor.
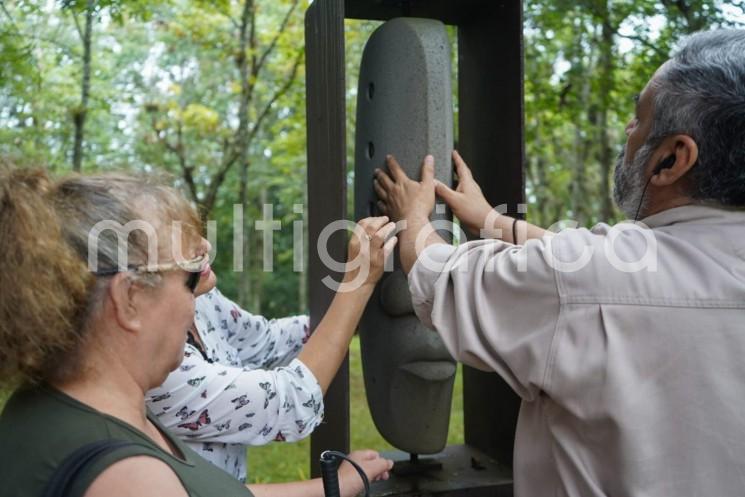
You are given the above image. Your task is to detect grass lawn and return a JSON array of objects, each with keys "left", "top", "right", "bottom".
[
  {"left": 248, "top": 335, "right": 464, "bottom": 482},
  {"left": 0, "top": 336, "right": 464, "bottom": 483}
]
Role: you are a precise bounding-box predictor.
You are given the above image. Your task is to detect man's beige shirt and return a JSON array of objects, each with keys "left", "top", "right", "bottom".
[{"left": 409, "top": 205, "right": 745, "bottom": 497}]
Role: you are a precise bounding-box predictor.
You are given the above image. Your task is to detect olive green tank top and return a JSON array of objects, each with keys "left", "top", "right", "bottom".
[{"left": 0, "top": 385, "right": 254, "bottom": 497}]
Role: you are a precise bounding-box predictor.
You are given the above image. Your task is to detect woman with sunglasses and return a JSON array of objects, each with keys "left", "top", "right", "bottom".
[
  {"left": 146, "top": 226, "right": 396, "bottom": 482},
  {"left": 0, "top": 169, "right": 394, "bottom": 497}
]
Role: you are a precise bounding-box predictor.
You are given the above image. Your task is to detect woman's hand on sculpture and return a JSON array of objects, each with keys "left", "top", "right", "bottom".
[
  {"left": 374, "top": 154, "right": 436, "bottom": 224},
  {"left": 339, "top": 450, "right": 394, "bottom": 497},
  {"left": 434, "top": 150, "right": 494, "bottom": 236},
  {"left": 344, "top": 216, "right": 398, "bottom": 289}
]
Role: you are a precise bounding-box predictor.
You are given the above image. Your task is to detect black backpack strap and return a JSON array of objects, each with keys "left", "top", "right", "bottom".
[{"left": 42, "top": 440, "right": 138, "bottom": 497}]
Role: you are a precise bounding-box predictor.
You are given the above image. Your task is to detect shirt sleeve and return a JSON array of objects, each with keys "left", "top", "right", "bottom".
[
  {"left": 146, "top": 345, "right": 324, "bottom": 445},
  {"left": 207, "top": 289, "right": 311, "bottom": 369},
  {"left": 408, "top": 238, "right": 562, "bottom": 401}
]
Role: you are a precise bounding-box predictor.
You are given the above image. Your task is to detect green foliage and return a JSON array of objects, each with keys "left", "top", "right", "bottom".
[
  {"left": 0, "top": 17, "right": 35, "bottom": 91},
  {"left": 60, "top": 0, "right": 160, "bottom": 23},
  {"left": 523, "top": 0, "right": 744, "bottom": 228}
]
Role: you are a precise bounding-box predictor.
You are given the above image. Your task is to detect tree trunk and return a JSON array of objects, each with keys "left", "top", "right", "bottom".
[
  {"left": 662, "top": 0, "right": 707, "bottom": 33},
  {"left": 236, "top": 0, "right": 254, "bottom": 308},
  {"left": 237, "top": 160, "right": 251, "bottom": 307},
  {"left": 571, "top": 71, "right": 593, "bottom": 226},
  {"left": 162, "top": 0, "right": 301, "bottom": 220},
  {"left": 529, "top": 115, "right": 550, "bottom": 227},
  {"left": 598, "top": 12, "right": 616, "bottom": 220},
  {"left": 72, "top": 0, "right": 95, "bottom": 172},
  {"left": 248, "top": 187, "right": 268, "bottom": 313},
  {"left": 569, "top": 21, "right": 599, "bottom": 228}
]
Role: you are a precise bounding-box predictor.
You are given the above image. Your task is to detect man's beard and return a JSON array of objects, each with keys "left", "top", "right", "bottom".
[{"left": 613, "top": 141, "right": 656, "bottom": 219}]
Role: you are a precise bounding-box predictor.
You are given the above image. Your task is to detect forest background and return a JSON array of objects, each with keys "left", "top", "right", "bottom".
[{"left": 1, "top": 0, "right": 744, "bottom": 483}]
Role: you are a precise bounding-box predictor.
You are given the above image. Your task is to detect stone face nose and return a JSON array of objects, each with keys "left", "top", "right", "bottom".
[
  {"left": 399, "top": 361, "right": 457, "bottom": 382},
  {"left": 354, "top": 16, "right": 456, "bottom": 455}
]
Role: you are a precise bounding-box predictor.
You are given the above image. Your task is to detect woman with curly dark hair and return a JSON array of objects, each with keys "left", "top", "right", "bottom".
[{"left": 0, "top": 167, "right": 394, "bottom": 497}]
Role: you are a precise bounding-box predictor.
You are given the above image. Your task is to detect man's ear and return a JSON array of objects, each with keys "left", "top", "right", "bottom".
[
  {"left": 108, "top": 273, "right": 143, "bottom": 333},
  {"left": 651, "top": 134, "right": 699, "bottom": 187}
]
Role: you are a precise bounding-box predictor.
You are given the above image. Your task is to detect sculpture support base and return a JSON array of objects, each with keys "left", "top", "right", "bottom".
[
  {"left": 391, "top": 454, "right": 443, "bottom": 477},
  {"left": 372, "top": 445, "right": 513, "bottom": 497}
]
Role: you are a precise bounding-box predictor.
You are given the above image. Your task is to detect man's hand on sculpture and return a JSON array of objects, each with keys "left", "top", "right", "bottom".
[
  {"left": 373, "top": 154, "right": 436, "bottom": 224},
  {"left": 435, "top": 150, "right": 494, "bottom": 236},
  {"left": 374, "top": 154, "right": 448, "bottom": 274}
]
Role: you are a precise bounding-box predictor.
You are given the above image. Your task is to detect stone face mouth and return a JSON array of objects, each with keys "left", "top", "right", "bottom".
[{"left": 398, "top": 360, "right": 457, "bottom": 382}]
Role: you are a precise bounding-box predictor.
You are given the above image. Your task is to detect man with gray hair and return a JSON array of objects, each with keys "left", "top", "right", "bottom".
[{"left": 375, "top": 29, "right": 745, "bottom": 496}]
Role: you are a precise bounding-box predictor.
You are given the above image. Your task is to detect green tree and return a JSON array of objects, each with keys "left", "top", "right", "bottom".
[
  {"left": 62, "top": 0, "right": 158, "bottom": 171},
  {"left": 523, "top": 0, "right": 744, "bottom": 228}
]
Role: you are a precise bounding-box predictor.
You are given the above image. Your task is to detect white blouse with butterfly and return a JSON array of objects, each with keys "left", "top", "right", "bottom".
[{"left": 146, "top": 288, "right": 323, "bottom": 482}]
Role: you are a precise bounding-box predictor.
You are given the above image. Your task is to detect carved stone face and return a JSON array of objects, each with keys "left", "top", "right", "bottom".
[
  {"left": 354, "top": 18, "right": 456, "bottom": 454},
  {"left": 359, "top": 270, "right": 457, "bottom": 454}
]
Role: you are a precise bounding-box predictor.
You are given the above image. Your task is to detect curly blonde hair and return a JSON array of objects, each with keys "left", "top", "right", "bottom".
[{"left": 0, "top": 166, "right": 201, "bottom": 387}]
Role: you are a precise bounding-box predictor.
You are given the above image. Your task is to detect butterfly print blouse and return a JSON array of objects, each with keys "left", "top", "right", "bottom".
[{"left": 146, "top": 288, "right": 322, "bottom": 483}]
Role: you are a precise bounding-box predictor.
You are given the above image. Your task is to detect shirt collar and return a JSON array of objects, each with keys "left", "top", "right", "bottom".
[{"left": 641, "top": 204, "right": 745, "bottom": 229}]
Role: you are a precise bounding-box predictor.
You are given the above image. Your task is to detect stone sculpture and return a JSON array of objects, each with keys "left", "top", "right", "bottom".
[{"left": 354, "top": 17, "right": 456, "bottom": 455}]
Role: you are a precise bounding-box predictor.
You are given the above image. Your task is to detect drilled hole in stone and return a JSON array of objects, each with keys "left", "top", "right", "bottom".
[
  {"left": 368, "top": 82, "right": 375, "bottom": 100},
  {"left": 367, "top": 141, "right": 375, "bottom": 159}
]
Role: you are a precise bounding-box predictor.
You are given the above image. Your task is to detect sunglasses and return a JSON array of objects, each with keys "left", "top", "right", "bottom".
[{"left": 93, "top": 253, "right": 208, "bottom": 294}]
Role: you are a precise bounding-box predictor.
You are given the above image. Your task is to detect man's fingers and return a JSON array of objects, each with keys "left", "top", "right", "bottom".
[
  {"left": 373, "top": 179, "right": 388, "bottom": 200},
  {"left": 435, "top": 179, "right": 458, "bottom": 203},
  {"left": 452, "top": 150, "right": 473, "bottom": 181},
  {"left": 386, "top": 155, "right": 410, "bottom": 183},
  {"left": 421, "top": 154, "right": 435, "bottom": 184},
  {"left": 374, "top": 168, "right": 394, "bottom": 190}
]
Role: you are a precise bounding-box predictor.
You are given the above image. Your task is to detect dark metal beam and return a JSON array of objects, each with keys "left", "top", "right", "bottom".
[
  {"left": 458, "top": 0, "right": 524, "bottom": 467},
  {"left": 345, "top": 0, "right": 493, "bottom": 24},
  {"left": 305, "top": 0, "right": 351, "bottom": 477}
]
